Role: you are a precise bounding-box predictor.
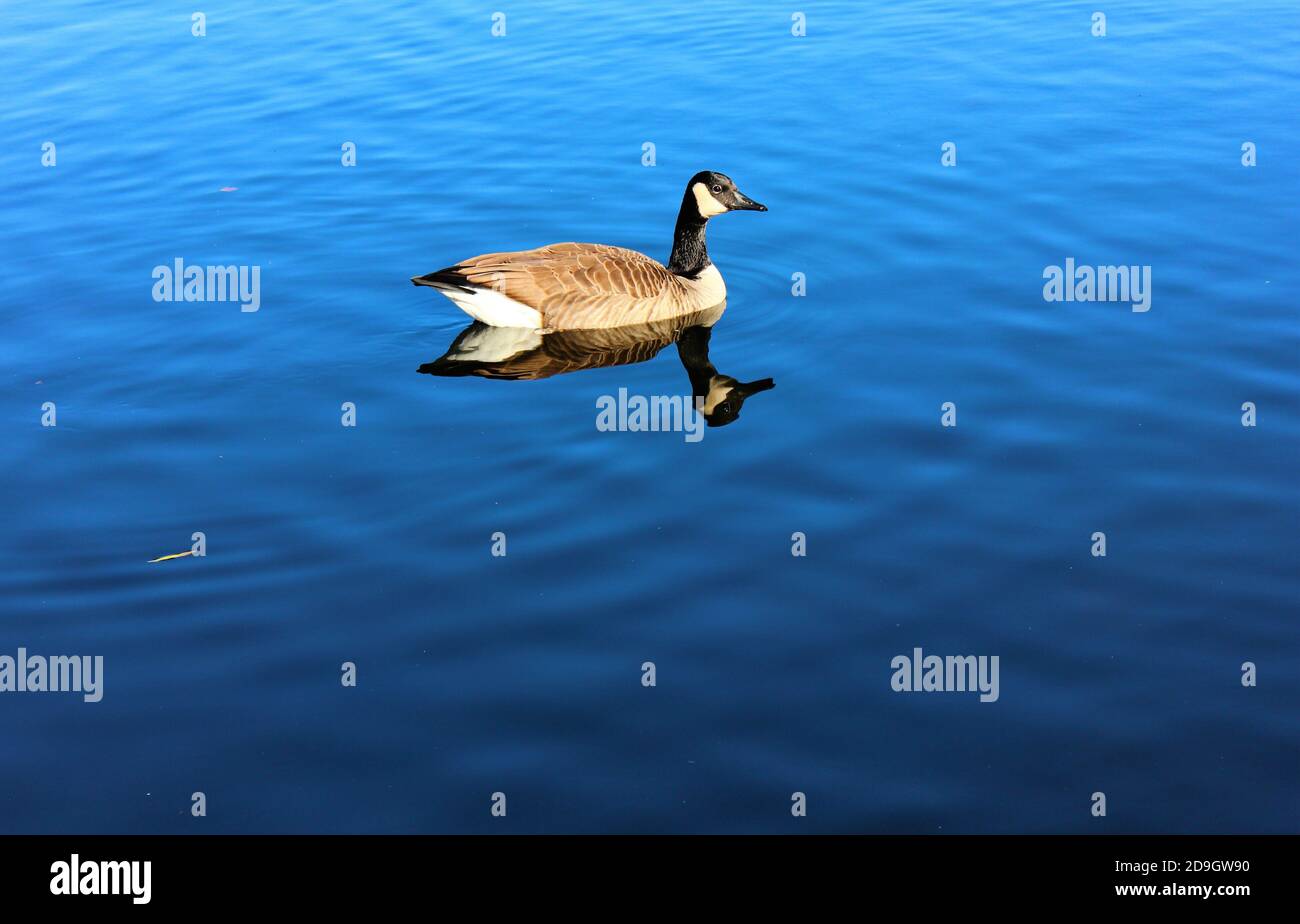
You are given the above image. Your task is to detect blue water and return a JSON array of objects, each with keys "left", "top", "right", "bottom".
[{"left": 2, "top": 0, "right": 1297, "bottom": 833}]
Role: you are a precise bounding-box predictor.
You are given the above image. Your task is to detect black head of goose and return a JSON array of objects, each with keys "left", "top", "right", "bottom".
[
  {"left": 675, "top": 324, "right": 775, "bottom": 428},
  {"left": 411, "top": 171, "right": 766, "bottom": 332}
]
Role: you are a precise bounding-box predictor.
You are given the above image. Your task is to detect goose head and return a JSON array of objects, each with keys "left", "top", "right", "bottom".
[
  {"left": 698, "top": 373, "right": 776, "bottom": 427},
  {"left": 675, "top": 323, "right": 775, "bottom": 427},
  {"left": 684, "top": 171, "right": 767, "bottom": 220}
]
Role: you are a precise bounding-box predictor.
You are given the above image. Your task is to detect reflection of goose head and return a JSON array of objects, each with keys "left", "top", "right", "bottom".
[
  {"left": 697, "top": 371, "right": 777, "bottom": 427},
  {"left": 675, "top": 326, "right": 774, "bottom": 427},
  {"left": 418, "top": 300, "right": 774, "bottom": 427}
]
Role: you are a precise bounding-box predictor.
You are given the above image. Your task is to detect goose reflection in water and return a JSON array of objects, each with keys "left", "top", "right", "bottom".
[{"left": 418, "top": 302, "right": 774, "bottom": 427}]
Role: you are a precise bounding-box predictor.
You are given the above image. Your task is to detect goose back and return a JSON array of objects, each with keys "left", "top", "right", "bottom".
[{"left": 432, "top": 243, "right": 726, "bottom": 330}]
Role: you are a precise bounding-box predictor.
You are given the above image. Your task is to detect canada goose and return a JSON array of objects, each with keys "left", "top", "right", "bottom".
[
  {"left": 411, "top": 171, "right": 766, "bottom": 331},
  {"left": 418, "top": 302, "right": 775, "bottom": 427}
]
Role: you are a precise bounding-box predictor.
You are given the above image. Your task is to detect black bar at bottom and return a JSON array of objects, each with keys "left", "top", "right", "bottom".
[{"left": 0, "top": 834, "right": 1283, "bottom": 909}]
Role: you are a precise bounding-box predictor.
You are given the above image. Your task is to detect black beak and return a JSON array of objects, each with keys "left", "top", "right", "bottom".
[{"left": 732, "top": 190, "right": 767, "bottom": 212}]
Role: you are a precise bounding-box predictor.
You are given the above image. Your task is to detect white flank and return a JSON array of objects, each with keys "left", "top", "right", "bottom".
[
  {"left": 448, "top": 324, "right": 544, "bottom": 362},
  {"left": 437, "top": 285, "right": 543, "bottom": 329}
]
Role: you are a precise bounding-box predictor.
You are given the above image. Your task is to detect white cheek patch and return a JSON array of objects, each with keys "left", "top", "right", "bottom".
[
  {"left": 692, "top": 182, "right": 728, "bottom": 218},
  {"left": 703, "top": 376, "right": 737, "bottom": 413}
]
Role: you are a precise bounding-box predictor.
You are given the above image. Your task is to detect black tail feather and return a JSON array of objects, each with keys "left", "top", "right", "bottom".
[{"left": 411, "top": 267, "right": 476, "bottom": 294}]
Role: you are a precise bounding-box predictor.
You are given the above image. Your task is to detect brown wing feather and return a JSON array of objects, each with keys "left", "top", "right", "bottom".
[{"left": 452, "top": 243, "right": 693, "bottom": 329}]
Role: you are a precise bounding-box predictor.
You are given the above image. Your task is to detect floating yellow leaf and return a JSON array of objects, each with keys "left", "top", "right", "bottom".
[{"left": 148, "top": 551, "right": 194, "bottom": 564}]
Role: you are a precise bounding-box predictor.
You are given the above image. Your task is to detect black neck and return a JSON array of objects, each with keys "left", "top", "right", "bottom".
[
  {"left": 676, "top": 325, "right": 716, "bottom": 395},
  {"left": 667, "top": 199, "right": 709, "bottom": 277}
]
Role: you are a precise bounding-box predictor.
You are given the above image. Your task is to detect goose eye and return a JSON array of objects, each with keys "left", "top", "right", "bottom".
[{"left": 711, "top": 184, "right": 722, "bottom": 193}]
